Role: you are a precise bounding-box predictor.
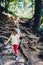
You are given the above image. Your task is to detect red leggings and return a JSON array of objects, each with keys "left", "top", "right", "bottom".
[{"left": 13, "top": 44, "right": 19, "bottom": 54}]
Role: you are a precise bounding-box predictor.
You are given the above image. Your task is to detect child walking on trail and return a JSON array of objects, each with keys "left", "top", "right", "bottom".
[{"left": 5, "top": 29, "right": 20, "bottom": 60}]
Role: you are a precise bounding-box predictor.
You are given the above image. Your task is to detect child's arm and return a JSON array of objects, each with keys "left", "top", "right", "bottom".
[
  {"left": 4, "top": 38, "right": 11, "bottom": 45},
  {"left": 18, "top": 38, "right": 20, "bottom": 44}
]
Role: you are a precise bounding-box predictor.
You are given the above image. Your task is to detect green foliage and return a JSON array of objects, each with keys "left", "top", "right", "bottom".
[
  {"left": 41, "top": 0, "right": 43, "bottom": 24},
  {"left": 40, "top": 23, "right": 43, "bottom": 30},
  {"left": 40, "top": 0, "right": 43, "bottom": 30},
  {"left": 0, "top": 0, "right": 35, "bottom": 18}
]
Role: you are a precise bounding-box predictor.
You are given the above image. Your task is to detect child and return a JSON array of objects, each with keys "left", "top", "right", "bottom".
[{"left": 5, "top": 29, "right": 20, "bottom": 60}]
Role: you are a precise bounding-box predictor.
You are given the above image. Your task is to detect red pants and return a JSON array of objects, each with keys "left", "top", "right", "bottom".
[{"left": 13, "top": 44, "right": 19, "bottom": 54}]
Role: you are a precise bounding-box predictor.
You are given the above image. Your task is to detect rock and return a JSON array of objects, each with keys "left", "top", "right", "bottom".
[
  {"left": 19, "top": 43, "right": 30, "bottom": 60},
  {"left": 36, "top": 62, "right": 43, "bottom": 65}
]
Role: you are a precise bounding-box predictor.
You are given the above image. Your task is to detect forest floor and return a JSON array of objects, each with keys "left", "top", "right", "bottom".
[{"left": 0, "top": 13, "right": 43, "bottom": 65}]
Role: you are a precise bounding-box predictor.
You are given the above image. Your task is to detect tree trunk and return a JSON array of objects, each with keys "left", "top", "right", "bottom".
[{"left": 33, "top": 0, "right": 42, "bottom": 33}]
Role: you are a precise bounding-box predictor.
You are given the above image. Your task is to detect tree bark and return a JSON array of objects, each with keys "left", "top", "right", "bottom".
[{"left": 33, "top": 0, "right": 42, "bottom": 32}]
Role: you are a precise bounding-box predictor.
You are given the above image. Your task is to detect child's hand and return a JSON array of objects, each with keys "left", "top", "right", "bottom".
[
  {"left": 4, "top": 38, "right": 10, "bottom": 45},
  {"left": 20, "top": 33, "right": 26, "bottom": 37},
  {"left": 4, "top": 41, "right": 8, "bottom": 45},
  {"left": 22, "top": 33, "right": 26, "bottom": 37}
]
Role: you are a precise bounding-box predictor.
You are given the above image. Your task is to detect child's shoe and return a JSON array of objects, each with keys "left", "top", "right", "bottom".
[
  {"left": 15, "top": 54, "right": 19, "bottom": 60},
  {"left": 16, "top": 57, "right": 18, "bottom": 60}
]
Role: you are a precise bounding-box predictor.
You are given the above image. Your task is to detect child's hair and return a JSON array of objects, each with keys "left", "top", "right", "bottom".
[{"left": 11, "top": 29, "right": 17, "bottom": 35}]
